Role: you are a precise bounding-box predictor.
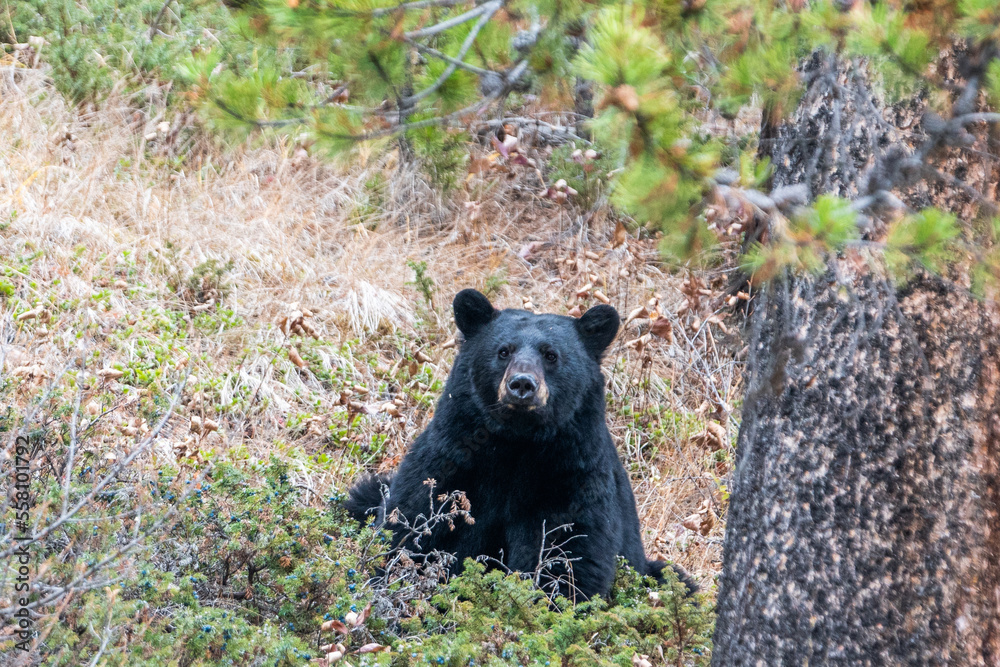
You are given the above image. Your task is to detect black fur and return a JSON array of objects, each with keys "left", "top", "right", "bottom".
[
  {"left": 344, "top": 473, "right": 393, "bottom": 523},
  {"left": 346, "top": 290, "right": 696, "bottom": 600}
]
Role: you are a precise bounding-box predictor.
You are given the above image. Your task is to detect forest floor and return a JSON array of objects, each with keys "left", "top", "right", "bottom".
[{"left": 0, "top": 64, "right": 744, "bottom": 600}]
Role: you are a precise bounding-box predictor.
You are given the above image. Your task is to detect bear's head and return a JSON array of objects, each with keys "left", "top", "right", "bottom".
[{"left": 451, "top": 289, "right": 620, "bottom": 435}]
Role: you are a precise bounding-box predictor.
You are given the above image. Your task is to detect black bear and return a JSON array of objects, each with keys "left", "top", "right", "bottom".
[{"left": 346, "top": 289, "right": 695, "bottom": 601}]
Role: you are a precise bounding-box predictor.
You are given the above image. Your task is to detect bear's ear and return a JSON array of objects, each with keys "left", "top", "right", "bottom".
[
  {"left": 453, "top": 289, "right": 497, "bottom": 338},
  {"left": 575, "top": 304, "right": 620, "bottom": 359}
]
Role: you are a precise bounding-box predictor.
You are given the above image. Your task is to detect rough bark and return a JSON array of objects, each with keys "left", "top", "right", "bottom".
[{"left": 713, "top": 55, "right": 1000, "bottom": 665}]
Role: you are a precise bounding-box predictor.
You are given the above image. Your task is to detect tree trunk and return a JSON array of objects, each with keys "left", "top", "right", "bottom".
[{"left": 712, "top": 55, "right": 1000, "bottom": 665}]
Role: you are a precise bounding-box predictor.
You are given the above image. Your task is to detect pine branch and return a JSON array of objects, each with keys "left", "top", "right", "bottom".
[
  {"left": 317, "top": 59, "right": 529, "bottom": 142},
  {"left": 404, "top": 1, "right": 499, "bottom": 40},
  {"left": 330, "top": 0, "right": 474, "bottom": 18},
  {"left": 402, "top": 0, "right": 501, "bottom": 106},
  {"left": 954, "top": 111, "right": 1000, "bottom": 125},
  {"left": 213, "top": 60, "right": 530, "bottom": 139},
  {"left": 478, "top": 117, "right": 591, "bottom": 145},
  {"left": 405, "top": 38, "right": 492, "bottom": 76}
]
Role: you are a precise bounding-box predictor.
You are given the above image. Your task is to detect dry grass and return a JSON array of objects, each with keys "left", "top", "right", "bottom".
[{"left": 0, "top": 64, "right": 744, "bottom": 591}]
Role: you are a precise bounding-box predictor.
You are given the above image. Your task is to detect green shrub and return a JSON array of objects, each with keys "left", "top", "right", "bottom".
[
  {"left": 389, "top": 560, "right": 713, "bottom": 666},
  {"left": 4, "top": 0, "right": 234, "bottom": 106},
  {"left": 412, "top": 125, "right": 469, "bottom": 194}
]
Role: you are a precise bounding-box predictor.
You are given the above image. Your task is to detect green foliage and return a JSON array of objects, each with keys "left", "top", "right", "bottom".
[
  {"left": 407, "top": 259, "right": 436, "bottom": 309},
  {"left": 736, "top": 152, "right": 772, "bottom": 190},
  {"left": 4, "top": 0, "right": 233, "bottom": 106},
  {"left": 847, "top": 2, "right": 934, "bottom": 98},
  {"left": 743, "top": 195, "right": 859, "bottom": 278},
  {"left": 167, "top": 0, "right": 996, "bottom": 294},
  {"left": 573, "top": 6, "right": 719, "bottom": 257},
  {"left": 4, "top": 413, "right": 378, "bottom": 665},
  {"left": 164, "top": 253, "right": 235, "bottom": 306},
  {"left": 10, "top": 0, "right": 998, "bottom": 288},
  {"left": 412, "top": 126, "right": 469, "bottom": 193},
  {"left": 885, "top": 208, "right": 961, "bottom": 280},
  {"left": 482, "top": 270, "right": 509, "bottom": 298},
  {"left": 957, "top": 0, "right": 1000, "bottom": 43},
  {"left": 4, "top": 378, "right": 711, "bottom": 664},
  {"left": 719, "top": 31, "right": 804, "bottom": 119},
  {"left": 988, "top": 59, "right": 1000, "bottom": 107},
  {"left": 574, "top": 7, "right": 672, "bottom": 90},
  {"left": 794, "top": 195, "right": 860, "bottom": 254},
  {"left": 395, "top": 560, "right": 714, "bottom": 666}
]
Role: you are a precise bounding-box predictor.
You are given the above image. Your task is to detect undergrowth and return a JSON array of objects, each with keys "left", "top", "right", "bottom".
[{"left": 3, "top": 389, "right": 713, "bottom": 665}]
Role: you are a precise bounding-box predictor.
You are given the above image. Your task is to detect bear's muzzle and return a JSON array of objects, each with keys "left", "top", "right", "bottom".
[{"left": 498, "top": 354, "right": 548, "bottom": 410}]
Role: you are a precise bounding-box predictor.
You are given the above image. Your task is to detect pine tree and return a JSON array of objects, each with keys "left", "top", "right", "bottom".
[{"left": 713, "top": 53, "right": 1000, "bottom": 664}]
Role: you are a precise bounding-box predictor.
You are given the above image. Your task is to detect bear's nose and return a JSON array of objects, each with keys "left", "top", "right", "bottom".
[{"left": 506, "top": 374, "right": 538, "bottom": 400}]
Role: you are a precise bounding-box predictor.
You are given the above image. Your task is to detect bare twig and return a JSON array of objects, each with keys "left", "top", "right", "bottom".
[
  {"left": 404, "top": 1, "right": 499, "bottom": 40},
  {"left": 404, "top": 38, "right": 492, "bottom": 76},
  {"left": 147, "top": 0, "right": 173, "bottom": 40}
]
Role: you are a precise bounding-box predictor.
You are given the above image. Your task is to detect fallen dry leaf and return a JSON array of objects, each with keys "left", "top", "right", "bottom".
[
  {"left": 682, "top": 499, "right": 717, "bottom": 536},
  {"left": 192, "top": 298, "right": 215, "bottom": 313},
  {"left": 612, "top": 220, "right": 628, "bottom": 248},
  {"left": 691, "top": 421, "right": 726, "bottom": 451},
  {"left": 649, "top": 316, "right": 673, "bottom": 342},
  {"left": 357, "top": 643, "right": 387, "bottom": 654},
  {"left": 17, "top": 307, "right": 49, "bottom": 322},
  {"left": 518, "top": 241, "right": 544, "bottom": 259},
  {"left": 625, "top": 305, "right": 649, "bottom": 325},
  {"left": 288, "top": 346, "right": 307, "bottom": 369},
  {"left": 705, "top": 313, "right": 730, "bottom": 335},
  {"left": 277, "top": 302, "right": 320, "bottom": 339},
  {"left": 626, "top": 333, "right": 652, "bottom": 353},
  {"left": 321, "top": 619, "right": 350, "bottom": 634}
]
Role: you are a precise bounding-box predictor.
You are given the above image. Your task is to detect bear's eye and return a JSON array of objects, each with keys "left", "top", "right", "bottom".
[
  {"left": 498, "top": 347, "right": 510, "bottom": 359},
  {"left": 544, "top": 350, "right": 558, "bottom": 363}
]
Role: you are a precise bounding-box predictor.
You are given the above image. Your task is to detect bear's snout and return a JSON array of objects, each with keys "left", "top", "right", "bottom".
[
  {"left": 498, "top": 355, "right": 548, "bottom": 409},
  {"left": 507, "top": 373, "right": 538, "bottom": 401}
]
